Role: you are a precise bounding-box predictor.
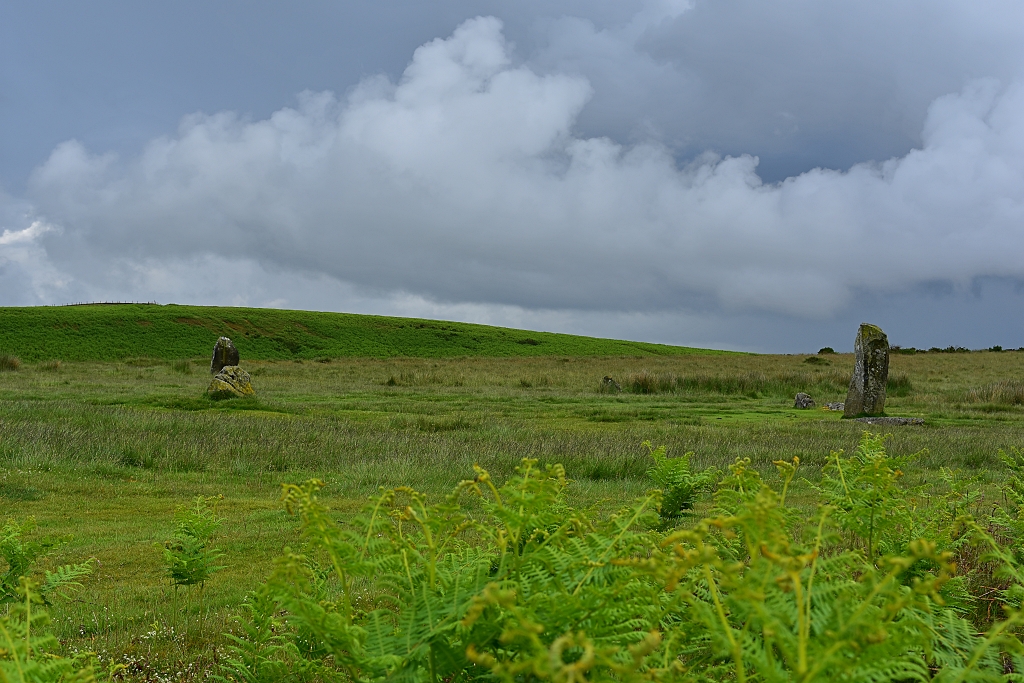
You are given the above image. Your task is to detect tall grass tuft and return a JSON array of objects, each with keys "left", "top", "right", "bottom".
[
  {"left": 0, "top": 354, "right": 21, "bottom": 371},
  {"left": 961, "top": 379, "right": 1024, "bottom": 405},
  {"left": 886, "top": 372, "right": 913, "bottom": 396},
  {"left": 171, "top": 359, "right": 193, "bottom": 374},
  {"left": 625, "top": 369, "right": 667, "bottom": 394},
  {"left": 36, "top": 359, "right": 62, "bottom": 372}
]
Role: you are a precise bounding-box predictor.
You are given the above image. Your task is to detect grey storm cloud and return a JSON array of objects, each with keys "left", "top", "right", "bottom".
[
  {"left": 22, "top": 15, "right": 1024, "bottom": 320},
  {"left": 532, "top": 0, "right": 1024, "bottom": 180}
]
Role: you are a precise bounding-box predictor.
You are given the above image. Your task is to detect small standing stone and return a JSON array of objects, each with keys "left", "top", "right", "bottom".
[
  {"left": 602, "top": 376, "right": 622, "bottom": 392},
  {"left": 794, "top": 393, "right": 815, "bottom": 409},
  {"left": 210, "top": 337, "right": 239, "bottom": 374},
  {"left": 844, "top": 323, "right": 889, "bottom": 418},
  {"left": 208, "top": 366, "right": 255, "bottom": 399}
]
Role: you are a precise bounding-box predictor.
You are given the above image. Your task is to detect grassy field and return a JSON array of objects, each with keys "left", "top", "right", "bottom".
[
  {"left": 1, "top": 309, "right": 1024, "bottom": 679},
  {"left": 0, "top": 304, "right": 721, "bottom": 362}
]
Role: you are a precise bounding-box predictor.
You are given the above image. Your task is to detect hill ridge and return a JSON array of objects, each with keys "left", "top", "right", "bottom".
[{"left": 0, "top": 304, "right": 729, "bottom": 362}]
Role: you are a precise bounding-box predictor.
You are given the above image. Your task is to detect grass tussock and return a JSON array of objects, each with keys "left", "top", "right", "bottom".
[
  {"left": 36, "top": 359, "right": 62, "bottom": 372},
  {"left": 886, "top": 372, "right": 913, "bottom": 396},
  {"left": 171, "top": 359, "right": 193, "bottom": 374},
  {"left": 0, "top": 354, "right": 22, "bottom": 371},
  {"left": 961, "top": 379, "right": 1024, "bottom": 405}
]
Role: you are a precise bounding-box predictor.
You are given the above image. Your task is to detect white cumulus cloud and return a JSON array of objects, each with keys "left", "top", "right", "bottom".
[{"left": 14, "top": 16, "right": 1024, "bottom": 328}]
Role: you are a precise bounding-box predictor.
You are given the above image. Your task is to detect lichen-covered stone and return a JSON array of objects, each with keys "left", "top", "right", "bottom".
[
  {"left": 207, "top": 366, "right": 255, "bottom": 399},
  {"left": 854, "top": 416, "right": 923, "bottom": 426},
  {"left": 210, "top": 337, "right": 239, "bottom": 374},
  {"left": 843, "top": 323, "right": 889, "bottom": 418},
  {"left": 794, "top": 393, "right": 815, "bottom": 409}
]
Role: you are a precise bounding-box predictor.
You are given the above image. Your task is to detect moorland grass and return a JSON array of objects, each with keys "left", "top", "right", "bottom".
[
  {"left": 0, "top": 304, "right": 723, "bottom": 362},
  {"left": 1, "top": 344, "right": 1024, "bottom": 679}
]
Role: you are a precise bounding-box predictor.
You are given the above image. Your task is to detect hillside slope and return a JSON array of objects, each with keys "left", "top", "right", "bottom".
[{"left": 0, "top": 304, "right": 727, "bottom": 361}]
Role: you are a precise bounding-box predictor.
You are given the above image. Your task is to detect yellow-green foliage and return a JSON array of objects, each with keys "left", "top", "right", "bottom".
[
  {"left": 644, "top": 441, "right": 716, "bottom": 519},
  {"left": 221, "top": 435, "right": 1024, "bottom": 682},
  {"left": 0, "top": 524, "right": 99, "bottom": 683}
]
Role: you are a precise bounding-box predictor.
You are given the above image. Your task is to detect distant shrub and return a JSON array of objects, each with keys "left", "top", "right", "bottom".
[
  {"left": 36, "top": 359, "right": 61, "bottom": 372},
  {"left": 989, "top": 345, "right": 1004, "bottom": 352},
  {"left": 803, "top": 356, "right": 829, "bottom": 365},
  {"left": 0, "top": 354, "right": 21, "bottom": 372},
  {"left": 893, "top": 346, "right": 918, "bottom": 355},
  {"left": 516, "top": 338, "right": 541, "bottom": 345},
  {"left": 818, "top": 346, "right": 835, "bottom": 354}
]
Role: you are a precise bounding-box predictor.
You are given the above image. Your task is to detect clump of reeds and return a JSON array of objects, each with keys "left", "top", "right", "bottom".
[
  {"left": 961, "top": 380, "right": 1024, "bottom": 405},
  {"left": 0, "top": 354, "right": 21, "bottom": 372}
]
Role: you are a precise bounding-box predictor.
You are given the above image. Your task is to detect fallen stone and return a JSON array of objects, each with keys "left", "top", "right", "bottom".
[
  {"left": 208, "top": 366, "right": 255, "bottom": 399},
  {"left": 825, "top": 402, "right": 845, "bottom": 411},
  {"left": 794, "top": 392, "right": 815, "bottom": 408},
  {"left": 844, "top": 323, "right": 889, "bottom": 418},
  {"left": 853, "top": 416, "right": 924, "bottom": 426},
  {"left": 211, "top": 336, "right": 239, "bottom": 375}
]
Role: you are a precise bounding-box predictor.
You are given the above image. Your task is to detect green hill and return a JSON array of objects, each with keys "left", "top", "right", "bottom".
[{"left": 0, "top": 304, "right": 727, "bottom": 362}]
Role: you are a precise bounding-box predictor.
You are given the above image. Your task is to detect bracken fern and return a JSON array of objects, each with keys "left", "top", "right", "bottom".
[{"left": 218, "top": 433, "right": 1024, "bottom": 682}]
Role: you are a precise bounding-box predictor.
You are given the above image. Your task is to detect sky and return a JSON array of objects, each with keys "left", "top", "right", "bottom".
[{"left": 2, "top": 0, "right": 1024, "bottom": 352}]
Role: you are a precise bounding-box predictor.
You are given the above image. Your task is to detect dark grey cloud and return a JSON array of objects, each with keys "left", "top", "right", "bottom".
[{"left": 532, "top": 0, "right": 1024, "bottom": 180}]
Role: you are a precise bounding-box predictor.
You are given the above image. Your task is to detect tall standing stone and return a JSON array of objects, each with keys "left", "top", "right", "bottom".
[
  {"left": 210, "top": 336, "right": 239, "bottom": 375},
  {"left": 843, "top": 323, "right": 889, "bottom": 418}
]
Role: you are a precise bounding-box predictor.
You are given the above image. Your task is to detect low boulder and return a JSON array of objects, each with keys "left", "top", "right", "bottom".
[
  {"left": 601, "top": 376, "right": 622, "bottom": 393},
  {"left": 794, "top": 393, "right": 815, "bottom": 409},
  {"left": 854, "top": 416, "right": 924, "bottom": 426},
  {"left": 825, "top": 402, "right": 845, "bottom": 411},
  {"left": 211, "top": 337, "right": 239, "bottom": 374},
  {"left": 208, "top": 366, "right": 255, "bottom": 399}
]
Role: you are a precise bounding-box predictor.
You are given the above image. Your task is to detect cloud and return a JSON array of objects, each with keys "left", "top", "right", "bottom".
[{"left": 16, "top": 15, "right": 1024, "bottom": 328}]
